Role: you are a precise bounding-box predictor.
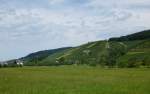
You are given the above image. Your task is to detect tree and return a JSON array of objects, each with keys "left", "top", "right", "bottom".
[
  {"left": 142, "top": 57, "right": 150, "bottom": 67},
  {"left": 99, "top": 54, "right": 108, "bottom": 67},
  {"left": 0, "top": 64, "right": 2, "bottom": 68},
  {"left": 127, "top": 58, "right": 142, "bottom": 68},
  {"left": 88, "top": 58, "right": 97, "bottom": 66},
  {"left": 105, "top": 42, "right": 127, "bottom": 67}
]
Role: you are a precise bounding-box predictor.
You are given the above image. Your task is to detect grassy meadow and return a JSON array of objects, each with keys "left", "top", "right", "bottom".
[{"left": 0, "top": 66, "right": 150, "bottom": 94}]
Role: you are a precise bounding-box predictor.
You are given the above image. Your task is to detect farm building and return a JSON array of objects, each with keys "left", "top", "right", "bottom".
[{"left": 14, "top": 60, "right": 24, "bottom": 67}]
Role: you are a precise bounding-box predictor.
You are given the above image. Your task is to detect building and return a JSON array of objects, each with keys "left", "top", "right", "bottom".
[{"left": 15, "top": 60, "right": 24, "bottom": 67}]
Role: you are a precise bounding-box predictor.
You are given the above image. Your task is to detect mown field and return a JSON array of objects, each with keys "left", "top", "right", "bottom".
[{"left": 0, "top": 66, "right": 150, "bottom": 94}]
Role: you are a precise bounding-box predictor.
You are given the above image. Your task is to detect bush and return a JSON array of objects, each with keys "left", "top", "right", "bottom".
[
  {"left": 117, "top": 61, "right": 127, "bottom": 68},
  {"left": 87, "top": 58, "right": 97, "bottom": 67},
  {"left": 89, "top": 62, "right": 96, "bottom": 66},
  {"left": 142, "top": 57, "right": 150, "bottom": 67},
  {"left": 0, "top": 64, "right": 2, "bottom": 68},
  {"left": 3, "top": 63, "right": 8, "bottom": 67},
  {"left": 127, "top": 62, "right": 142, "bottom": 68}
]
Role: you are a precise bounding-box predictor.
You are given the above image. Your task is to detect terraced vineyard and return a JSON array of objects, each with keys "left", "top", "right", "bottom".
[{"left": 19, "top": 30, "right": 150, "bottom": 68}]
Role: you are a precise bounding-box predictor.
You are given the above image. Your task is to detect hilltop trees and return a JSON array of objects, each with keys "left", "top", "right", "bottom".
[{"left": 109, "top": 30, "right": 150, "bottom": 41}]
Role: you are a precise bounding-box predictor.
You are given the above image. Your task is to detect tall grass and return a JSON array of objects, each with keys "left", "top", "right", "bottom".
[{"left": 0, "top": 66, "right": 150, "bottom": 94}]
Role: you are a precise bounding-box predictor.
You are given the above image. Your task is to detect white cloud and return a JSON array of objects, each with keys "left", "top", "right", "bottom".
[
  {"left": 49, "top": 0, "right": 65, "bottom": 5},
  {"left": 0, "top": 0, "right": 150, "bottom": 60},
  {"left": 86, "top": 0, "right": 150, "bottom": 9}
]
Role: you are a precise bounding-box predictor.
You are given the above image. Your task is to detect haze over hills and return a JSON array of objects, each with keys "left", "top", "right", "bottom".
[{"left": 13, "top": 29, "right": 150, "bottom": 67}]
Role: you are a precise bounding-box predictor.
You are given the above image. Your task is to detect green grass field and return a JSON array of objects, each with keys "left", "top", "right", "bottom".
[{"left": 0, "top": 66, "right": 150, "bottom": 94}]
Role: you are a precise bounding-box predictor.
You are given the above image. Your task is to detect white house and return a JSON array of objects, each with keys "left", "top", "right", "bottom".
[{"left": 15, "top": 60, "right": 24, "bottom": 67}]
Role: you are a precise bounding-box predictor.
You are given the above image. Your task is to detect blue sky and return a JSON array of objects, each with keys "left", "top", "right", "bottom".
[{"left": 0, "top": 0, "right": 150, "bottom": 61}]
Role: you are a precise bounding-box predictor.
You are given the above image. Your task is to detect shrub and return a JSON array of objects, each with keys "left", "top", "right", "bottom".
[
  {"left": 89, "top": 63, "right": 96, "bottom": 66},
  {"left": 127, "top": 61, "right": 142, "bottom": 68},
  {"left": 3, "top": 63, "right": 8, "bottom": 67},
  {"left": 117, "top": 61, "right": 127, "bottom": 68},
  {"left": 0, "top": 64, "right": 2, "bottom": 68},
  {"left": 142, "top": 57, "right": 150, "bottom": 67}
]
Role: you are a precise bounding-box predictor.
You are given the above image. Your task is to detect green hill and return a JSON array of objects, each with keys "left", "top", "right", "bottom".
[
  {"left": 23, "top": 29, "right": 150, "bottom": 67},
  {"left": 22, "top": 47, "right": 72, "bottom": 66},
  {"left": 40, "top": 41, "right": 108, "bottom": 66},
  {"left": 109, "top": 29, "right": 150, "bottom": 41},
  {"left": 117, "top": 39, "right": 150, "bottom": 67}
]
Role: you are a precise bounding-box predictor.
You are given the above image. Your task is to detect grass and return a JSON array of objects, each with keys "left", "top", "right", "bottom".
[{"left": 0, "top": 66, "right": 150, "bottom": 94}]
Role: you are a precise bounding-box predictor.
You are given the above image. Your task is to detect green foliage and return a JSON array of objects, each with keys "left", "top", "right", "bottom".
[
  {"left": 0, "top": 64, "right": 2, "bottom": 68},
  {"left": 3, "top": 63, "right": 8, "bottom": 67},
  {"left": 98, "top": 54, "right": 108, "bottom": 66},
  {"left": 57, "top": 41, "right": 107, "bottom": 66},
  {"left": 117, "top": 51, "right": 150, "bottom": 68},
  {"left": 109, "top": 29, "right": 150, "bottom": 41},
  {"left": 127, "top": 58, "right": 142, "bottom": 68},
  {"left": 23, "top": 47, "right": 72, "bottom": 65},
  {"left": 117, "top": 61, "right": 127, "bottom": 68},
  {"left": 142, "top": 57, "right": 150, "bottom": 67},
  {"left": 102, "top": 42, "right": 127, "bottom": 67}
]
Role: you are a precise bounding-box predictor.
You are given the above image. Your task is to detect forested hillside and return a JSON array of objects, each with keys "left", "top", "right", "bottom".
[
  {"left": 21, "top": 30, "right": 150, "bottom": 67},
  {"left": 109, "top": 30, "right": 150, "bottom": 41},
  {"left": 21, "top": 47, "right": 72, "bottom": 66}
]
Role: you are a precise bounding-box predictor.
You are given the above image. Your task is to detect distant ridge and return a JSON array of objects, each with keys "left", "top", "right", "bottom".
[
  {"left": 109, "top": 29, "right": 150, "bottom": 41},
  {"left": 6, "top": 29, "right": 150, "bottom": 67},
  {"left": 21, "top": 47, "right": 72, "bottom": 64}
]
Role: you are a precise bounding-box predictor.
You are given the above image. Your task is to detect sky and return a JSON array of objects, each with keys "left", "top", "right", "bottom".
[{"left": 0, "top": 0, "right": 150, "bottom": 61}]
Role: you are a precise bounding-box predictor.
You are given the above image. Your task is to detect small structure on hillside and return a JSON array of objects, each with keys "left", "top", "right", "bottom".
[
  {"left": 14, "top": 60, "right": 24, "bottom": 67},
  {"left": 83, "top": 50, "right": 91, "bottom": 55}
]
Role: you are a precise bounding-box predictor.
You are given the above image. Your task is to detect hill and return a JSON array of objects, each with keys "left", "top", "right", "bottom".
[
  {"left": 109, "top": 29, "right": 150, "bottom": 41},
  {"left": 117, "top": 39, "right": 150, "bottom": 67},
  {"left": 20, "top": 29, "right": 150, "bottom": 67},
  {"left": 21, "top": 47, "right": 72, "bottom": 66}
]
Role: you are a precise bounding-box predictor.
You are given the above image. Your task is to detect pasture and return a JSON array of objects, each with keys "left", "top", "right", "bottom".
[{"left": 0, "top": 66, "right": 150, "bottom": 94}]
